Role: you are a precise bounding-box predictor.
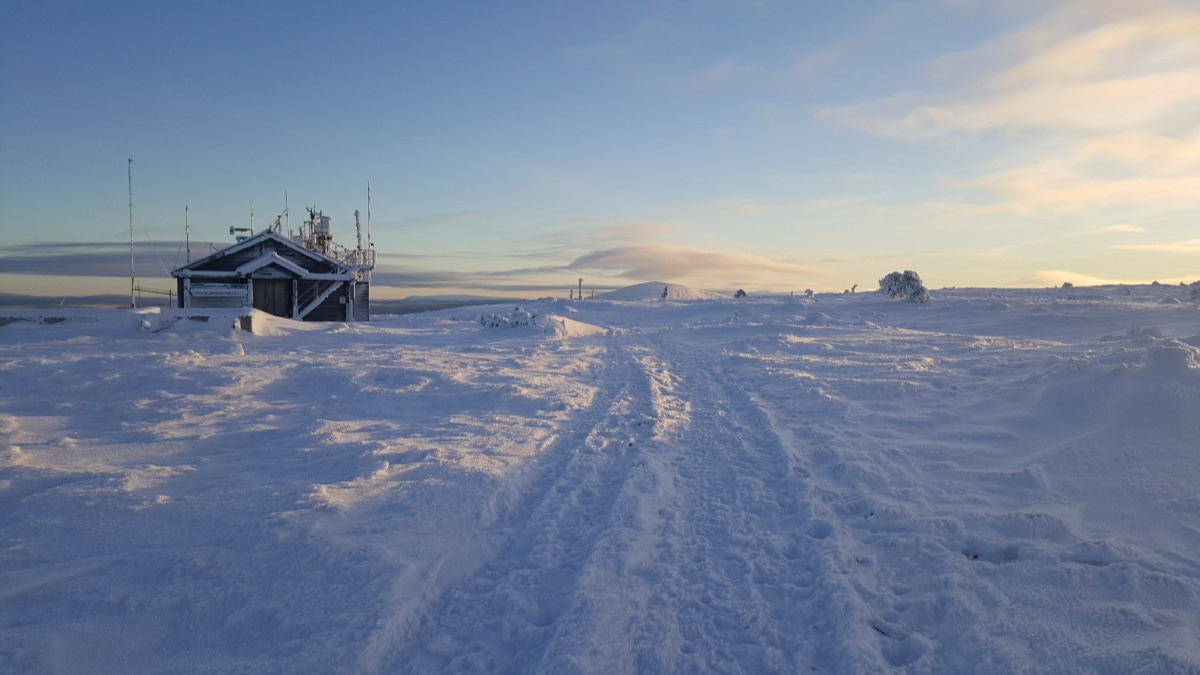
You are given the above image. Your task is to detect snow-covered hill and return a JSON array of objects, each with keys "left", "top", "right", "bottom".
[
  {"left": 597, "top": 281, "right": 728, "bottom": 301},
  {"left": 2, "top": 286, "right": 1199, "bottom": 672}
]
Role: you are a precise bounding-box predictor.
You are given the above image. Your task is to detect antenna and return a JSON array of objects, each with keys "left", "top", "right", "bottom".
[
  {"left": 185, "top": 205, "right": 191, "bottom": 264},
  {"left": 284, "top": 191, "right": 289, "bottom": 233},
  {"left": 128, "top": 158, "right": 135, "bottom": 308},
  {"left": 366, "top": 181, "right": 372, "bottom": 250}
]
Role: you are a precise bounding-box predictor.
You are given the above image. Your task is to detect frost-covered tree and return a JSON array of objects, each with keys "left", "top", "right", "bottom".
[{"left": 879, "top": 270, "right": 930, "bottom": 303}]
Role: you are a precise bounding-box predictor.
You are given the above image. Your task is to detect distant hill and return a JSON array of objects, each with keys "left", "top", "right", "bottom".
[
  {"left": 597, "top": 282, "right": 728, "bottom": 301},
  {"left": 371, "top": 295, "right": 527, "bottom": 315},
  {"left": 0, "top": 292, "right": 526, "bottom": 315},
  {"left": 0, "top": 292, "right": 142, "bottom": 309}
]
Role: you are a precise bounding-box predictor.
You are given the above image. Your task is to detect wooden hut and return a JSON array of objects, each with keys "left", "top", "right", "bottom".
[{"left": 171, "top": 209, "right": 374, "bottom": 321}]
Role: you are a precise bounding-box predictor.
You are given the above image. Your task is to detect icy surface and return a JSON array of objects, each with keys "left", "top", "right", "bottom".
[{"left": 2, "top": 285, "right": 1199, "bottom": 673}]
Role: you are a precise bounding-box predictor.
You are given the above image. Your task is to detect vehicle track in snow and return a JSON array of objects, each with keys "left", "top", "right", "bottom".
[
  {"left": 613, "top": 329, "right": 871, "bottom": 673},
  {"left": 377, "top": 329, "right": 872, "bottom": 673},
  {"left": 373, "top": 336, "right": 658, "bottom": 672}
]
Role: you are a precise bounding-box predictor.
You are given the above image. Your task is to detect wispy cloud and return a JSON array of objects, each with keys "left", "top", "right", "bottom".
[
  {"left": 569, "top": 243, "right": 809, "bottom": 282},
  {"left": 684, "top": 58, "right": 759, "bottom": 90},
  {"left": 370, "top": 241, "right": 813, "bottom": 294},
  {"left": 1112, "top": 239, "right": 1200, "bottom": 254},
  {"left": 822, "top": 4, "right": 1200, "bottom": 139},
  {"left": 1017, "top": 269, "right": 1198, "bottom": 287},
  {"left": 1017, "top": 270, "right": 1134, "bottom": 286},
  {"left": 818, "top": 2, "right": 1200, "bottom": 216},
  {"left": 825, "top": 71, "right": 1200, "bottom": 140},
  {"left": 1100, "top": 224, "right": 1144, "bottom": 233},
  {"left": 960, "top": 129, "right": 1200, "bottom": 209},
  {"left": 0, "top": 241, "right": 192, "bottom": 277}
]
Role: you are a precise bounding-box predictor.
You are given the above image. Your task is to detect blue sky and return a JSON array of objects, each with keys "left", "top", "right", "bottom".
[{"left": 2, "top": 0, "right": 1198, "bottom": 299}]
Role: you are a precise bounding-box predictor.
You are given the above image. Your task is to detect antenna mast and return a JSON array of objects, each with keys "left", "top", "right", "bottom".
[
  {"left": 367, "top": 181, "right": 372, "bottom": 250},
  {"left": 185, "top": 206, "right": 191, "bottom": 263},
  {"left": 128, "top": 158, "right": 135, "bottom": 308}
]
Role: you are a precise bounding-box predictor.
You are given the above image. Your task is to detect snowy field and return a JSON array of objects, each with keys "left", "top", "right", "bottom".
[{"left": 2, "top": 283, "right": 1199, "bottom": 673}]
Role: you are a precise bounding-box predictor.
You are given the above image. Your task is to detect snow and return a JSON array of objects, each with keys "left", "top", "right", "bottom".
[
  {"left": 597, "top": 281, "right": 727, "bottom": 301},
  {"left": 2, "top": 284, "right": 1199, "bottom": 673}
]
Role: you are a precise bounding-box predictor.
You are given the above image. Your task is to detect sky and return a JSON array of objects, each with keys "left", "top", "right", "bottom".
[{"left": 1, "top": 0, "right": 1198, "bottom": 300}]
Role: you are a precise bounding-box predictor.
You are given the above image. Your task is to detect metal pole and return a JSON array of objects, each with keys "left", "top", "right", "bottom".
[
  {"left": 128, "top": 158, "right": 135, "bottom": 308},
  {"left": 185, "top": 205, "right": 191, "bottom": 264}
]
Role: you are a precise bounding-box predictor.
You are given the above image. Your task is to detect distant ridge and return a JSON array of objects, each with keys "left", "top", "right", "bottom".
[
  {"left": 372, "top": 295, "right": 526, "bottom": 315},
  {"left": 0, "top": 292, "right": 144, "bottom": 309},
  {"left": 597, "top": 282, "right": 727, "bottom": 301},
  {"left": 0, "top": 292, "right": 527, "bottom": 315}
]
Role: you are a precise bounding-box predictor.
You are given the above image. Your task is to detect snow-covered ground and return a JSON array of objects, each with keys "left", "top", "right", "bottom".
[{"left": 2, "top": 284, "right": 1198, "bottom": 673}]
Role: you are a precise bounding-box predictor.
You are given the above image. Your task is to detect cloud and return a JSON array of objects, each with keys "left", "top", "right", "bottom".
[
  {"left": 1017, "top": 269, "right": 1198, "bottom": 286},
  {"left": 991, "top": 7, "right": 1200, "bottom": 89},
  {"left": 369, "top": 267, "right": 575, "bottom": 294},
  {"left": 1111, "top": 239, "right": 1200, "bottom": 254},
  {"left": 589, "top": 221, "right": 686, "bottom": 242},
  {"left": 0, "top": 241, "right": 190, "bottom": 277},
  {"left": 820, "top": 4, "right": 1200, "bottom": 139},
  {"left": 1017, "top": 269, "right": 1142, "bottom": 286},
  {"left": 847, "top": 72, "right": 1200, "bottom": 139},
  {"left": 817, "top": 3, "right": 1200, "bottom": 217},
  {"left": 963, "top": 163, "right": 1200, "bottom": 210},
  {"left": 569, "top": 244, "right": 808, "bottom": 281},
  {"left": 1100, "top": 224, "right": 1144, "bottom": 233},
  {"left": 684, "top": 58, "right": 759, "bottom": 90},
  {"left": 960, "top": 129, "right": 1200, "bottom": 209},
  {"left": 370, "top": 243, "right": 817, "bottom": 295}
]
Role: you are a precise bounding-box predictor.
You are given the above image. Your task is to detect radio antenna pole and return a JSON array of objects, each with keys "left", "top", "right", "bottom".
[
  {"left": 128, "top": 158, "right": 135, "bottom": 308},
  {"left": 185, "top": 205, "right": 191, "bottom": 263}
]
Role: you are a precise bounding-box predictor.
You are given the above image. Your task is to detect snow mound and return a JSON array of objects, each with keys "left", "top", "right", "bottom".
[
  {"left": 1036, "top": 339, "right": 1200, "bottom": 434},
  {"left": 232, "top": 310, "right": 333, "bottom": 336},
  {"left": 479, "top": 307, "right": 606, "bottom": 337},
  {"left": 598, "top": 282, "right": 726, "bottom": 301}
]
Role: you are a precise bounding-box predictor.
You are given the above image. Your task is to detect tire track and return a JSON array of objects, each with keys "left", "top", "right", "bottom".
[
  {"left": 620, "top": 331, "right": 877, "bottom": 673},
  {"left": 374, "top": 338, "right": 660, "bottom": 673}
]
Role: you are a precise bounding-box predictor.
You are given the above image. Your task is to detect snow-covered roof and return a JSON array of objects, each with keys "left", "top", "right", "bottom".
[{"left": 171, "top": 229, "right": 346, "bottom": 277}]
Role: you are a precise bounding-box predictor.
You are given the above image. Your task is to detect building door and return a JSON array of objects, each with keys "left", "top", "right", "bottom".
[{"left": 253, "top": 279, "right": 291, "bottom": 317}]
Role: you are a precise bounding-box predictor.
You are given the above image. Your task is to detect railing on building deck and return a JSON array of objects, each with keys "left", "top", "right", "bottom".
[{"left": 289, "top": 236, "right": 376, "bottom": 269}]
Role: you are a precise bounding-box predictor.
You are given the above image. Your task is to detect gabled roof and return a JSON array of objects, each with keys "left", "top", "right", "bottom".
[
  {"left": 235, "top": 251, "right": 309, "bottom": 277},
  {"left": 171, "top": 229, "right": 348, "bottom": 277}
]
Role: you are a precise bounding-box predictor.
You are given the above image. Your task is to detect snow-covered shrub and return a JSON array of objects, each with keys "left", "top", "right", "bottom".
[
  {"left": 480, "top": 307, "right": 537, "bottom": 328},
  {"left": 1190, "top": 282, "right": 1200, "bottom": 300},
  {"left": 735, "top": 289, "right": 747, "bottom": 298},
  {"left": 879, "top": 270, "right": 930, "bottom": 303}
]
